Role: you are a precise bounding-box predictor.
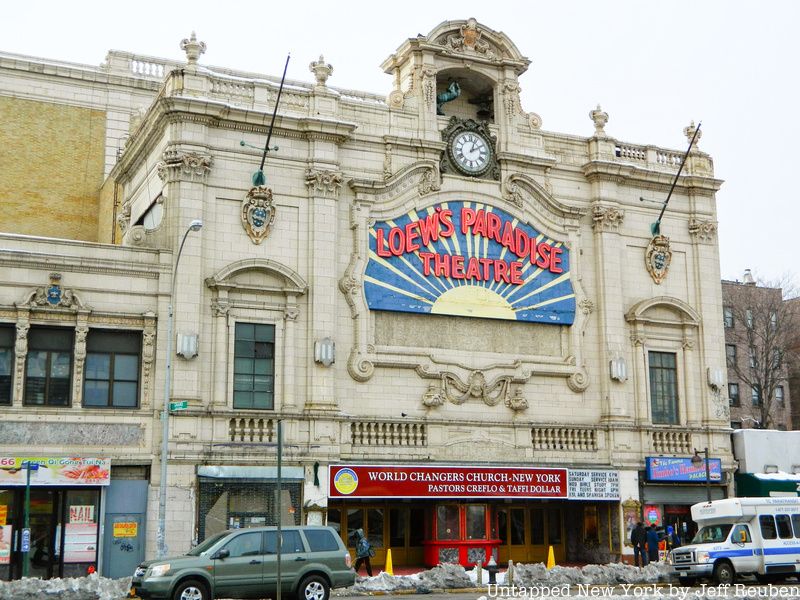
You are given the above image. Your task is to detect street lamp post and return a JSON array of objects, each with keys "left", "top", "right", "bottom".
[
  {"left": 692, "top": 447, "right": 712, "bottom": 503},
  {"left": 156, "top": 219, "right": 203, "bottom": 559}
]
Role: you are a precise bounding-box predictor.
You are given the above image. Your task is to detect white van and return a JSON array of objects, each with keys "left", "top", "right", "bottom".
[{"left": 670, "top": 497, "right": 800, "bottom": 585}]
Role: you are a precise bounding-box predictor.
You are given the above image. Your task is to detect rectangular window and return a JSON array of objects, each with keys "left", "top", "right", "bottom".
[
  {"left": 791, "top": 514, "right": 800, "bottom": 538},
  {"left": 746, "top": 309, "right": 753, "bottom": 328},
  {"left": 530, "top": 509, "right": 544, "bottom": 545},
  {"left": 776, "top": 515, "right": 793, "bottom": 539},
  {"left": 730, "top": 421, "right": 742, "bottom": 429},
  {"left": 723, "top": 307, "right": 734, "bottom": 328},
  {"left": 233, "top": 323, "right": 275, "bottom": 410},
  {"left": 83, "top": 330, "right": 141, "bottom": 408},
  {"left": 24, "top": 327, "right": 73, "bottom": 406},
  {"left": 436, "top": 505, "right": 460, "bottom": 541},
  {"left": 773, "top": 350, "right": 783, "bottom": 369},
  {"left": 749, "top": 347, "right": 756, "bottom": 368},
  {"left": 728, "top": 383, "right": 740, "bottom": 406},
  {"left": 547, "top": 508, "right": 562, "bottom": 545},
  {"left": 233, "top": 323, "right": 275, "bottom": 409},
  {"left": 752, "top": 385, "right": 762, "bottom": 406},
  {"left": 760, "top": 515, "right": 777, "bottom": 540},
  {"left": 466, "top": 504, "right": 486, "bottom": 540},
  {"left": 775, "top": 386, "right": 785, "bottom": 405},
  {"left": 0, "top": 326, "right": 13, "bottom": 405},
  {"left": 770, "top": 311, "right": 777, "bottom": 330},
  {"left": 726, "top": 344, "right": 737, "bottom": 367},
  {"left": 649, "top": 351, "right": 679, "bottom": 424}
]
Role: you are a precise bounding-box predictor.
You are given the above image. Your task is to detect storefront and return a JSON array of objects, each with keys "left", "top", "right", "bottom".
[
  {"left": 328, "top": 465, "right": 620, "bottom": 567},
  {"left": 641, "top": 457, "right": 727, "bottom": 544},
  {"left": 0, "top": 457, "right": 109, "bottom": 581}
]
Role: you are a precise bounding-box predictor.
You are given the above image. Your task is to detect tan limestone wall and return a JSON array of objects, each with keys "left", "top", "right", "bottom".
[{"left": 0, "top": 96, "right": 105, "bottom": 241}]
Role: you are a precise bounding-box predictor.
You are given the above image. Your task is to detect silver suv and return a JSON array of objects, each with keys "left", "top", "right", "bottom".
[{"left": 130, "top": 525, "right": 355, "bottom": 600}]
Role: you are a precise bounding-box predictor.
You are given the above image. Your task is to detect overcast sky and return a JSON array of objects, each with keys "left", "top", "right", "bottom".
[{"left": 4, "top": 1, "right": 797, "bottom": 285}]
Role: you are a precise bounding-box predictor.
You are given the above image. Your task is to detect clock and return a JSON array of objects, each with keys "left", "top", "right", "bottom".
[{"left": 450, "top": 130, "right": 492, "bottom": 176}]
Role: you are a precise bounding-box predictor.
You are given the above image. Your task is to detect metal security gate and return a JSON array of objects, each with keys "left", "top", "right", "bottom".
[{"left": 198, "top": 477, "right": 302, "bottom": 542}]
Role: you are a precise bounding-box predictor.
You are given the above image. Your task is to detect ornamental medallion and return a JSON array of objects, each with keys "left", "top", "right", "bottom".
[
  {"left": 645, "top": 234, "right": 672, "bottom": 284},
  {"left": 241, "top": 186, "right": 276, "bottom": 244}
]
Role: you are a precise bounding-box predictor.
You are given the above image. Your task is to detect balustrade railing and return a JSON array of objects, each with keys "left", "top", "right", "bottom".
[
  {"left": 350, "top": 421, "right": 427, "bottom": 447},
  {"left": 531, "top": 427, "right": 597, "bottom": 451}
]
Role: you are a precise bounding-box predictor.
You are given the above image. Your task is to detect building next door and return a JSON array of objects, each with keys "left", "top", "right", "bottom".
[
  {"left": 0, "top": 486, "right": 101, "bottom": 580},
  {"left": 497, "top": 504, "right": 564, "bottom": 564}
]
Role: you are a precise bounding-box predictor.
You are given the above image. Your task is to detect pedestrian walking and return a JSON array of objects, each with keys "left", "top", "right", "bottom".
[
  {"left": 646, "top": 525, "right": 660, "bottom": 563},
  {"left": 352, "top": 528, "right": 374, "bottom": 576},
  {"left": 631, "top": 522, "right": 648, "bottom": 567}
]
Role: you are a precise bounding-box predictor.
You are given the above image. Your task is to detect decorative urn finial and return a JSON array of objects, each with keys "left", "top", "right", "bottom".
[
  {"left": 683, "top": 120, "right": 702, "bottom": 147},
  {"left": 309, "top": 55, "right": 333, "bottom": 87},
  {"left": 180, "top": 32, "right": 206, "bottom": 66},
  {"left": 590, "top": 104, "right": 609, "bottom": 136}
]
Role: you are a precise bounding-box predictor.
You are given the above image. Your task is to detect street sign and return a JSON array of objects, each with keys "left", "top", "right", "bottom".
[
  {"left": 169, "top": 400, "right": 188, "bottom": 411},
  {"left": 21, "top": 528, "right": 30, "bottom": 552}
]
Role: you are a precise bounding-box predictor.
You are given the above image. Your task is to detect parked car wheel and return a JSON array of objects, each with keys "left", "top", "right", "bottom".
[
  {"left": 298, "top": 575, "right": 329, "bottom": 600},
  {"left": 713, "top": 562, "right": 735, "bottom": 585},
  {"left": 173, "top": 579, "right": 210, "bottom": 600}
]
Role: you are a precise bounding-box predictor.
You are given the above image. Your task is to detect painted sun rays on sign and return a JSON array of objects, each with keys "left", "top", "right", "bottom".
[{"left": 364, "top": 201, "right": 576, "bottom": 324}]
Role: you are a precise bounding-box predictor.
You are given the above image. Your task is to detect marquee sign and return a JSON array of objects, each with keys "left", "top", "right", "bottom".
[
  {"left": 365, "top": 201, "right": 575, "bottom": 324},
  {"left": 329, "top": 465, "right": 568, "bottom": 499},
  {"left": 645, "top": 457, "right": 723, "bottom": 482}
]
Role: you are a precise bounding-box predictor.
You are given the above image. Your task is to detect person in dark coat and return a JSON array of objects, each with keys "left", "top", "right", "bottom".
[
  {"left": 352, "top": 528, "right": 373, "bottom": 576},
  {"left": 646, "top": 525, "right": 660, "bottom": 562},
  {"left": 631, "top": 522, "right": 648, "bottom": 567}
]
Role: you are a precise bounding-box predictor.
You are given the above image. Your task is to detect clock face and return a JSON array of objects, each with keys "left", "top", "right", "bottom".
[{"left": 451, "top": 131, "right": 491, "bottom": 175}]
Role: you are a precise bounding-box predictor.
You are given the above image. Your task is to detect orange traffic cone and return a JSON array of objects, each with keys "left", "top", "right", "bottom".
[
  {"left": 546, "top": 545, "right": 556, "bottom": 569},
  {"left": 384, "top": 548, "right": 394, "bottom": 575}
]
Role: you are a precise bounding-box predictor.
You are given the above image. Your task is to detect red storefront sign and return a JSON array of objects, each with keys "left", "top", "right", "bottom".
[{"left": 329, "top": 465, "right": 567, "bottom": 499}]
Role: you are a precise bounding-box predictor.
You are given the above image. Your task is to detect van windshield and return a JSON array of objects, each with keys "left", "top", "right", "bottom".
[
  {"left": 691, "top": 525, "right": 732, "bottom": 544},
  {"left": 186, "top": 532, "right": 229, "bottom": 556}
]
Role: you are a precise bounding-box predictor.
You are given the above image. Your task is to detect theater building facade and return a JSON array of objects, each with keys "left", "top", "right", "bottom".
[{"left": 0, "top": 19, "right": 731, "bottom": 575}]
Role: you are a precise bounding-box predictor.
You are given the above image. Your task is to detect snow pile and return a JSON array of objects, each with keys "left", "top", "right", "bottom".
[
  {"left": 512, "top": 561, "right": 670, "bottom": 587},
  {"left": 343, "top": 561, "right": 671, "bottom": 593},
  {"left": 0, "top": 573, "right": 132, "bottom": 600},
  {"left": 349, "top": 563, "right": 474, "bottom": 594}
]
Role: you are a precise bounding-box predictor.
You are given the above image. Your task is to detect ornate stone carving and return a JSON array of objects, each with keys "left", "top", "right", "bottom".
[
  {"left": 72, "top": 323, "right": 89, "bottom": 404},
  {"left": 505, "top": 388, "right": 528, "bottom": 411},
  {"left": 579, "top": 298, "right": 595, "bottom": 315},
  {"left": 590, "top": 104, "right": 609, "bottom": 136},
  {"left": 502, "top": 82, "right": 522, "bottom": 121},
  {"left": 442, "top": 18, "right": 496, "bottom": 59},
  {"left": 567, "top": 368, "right": 590, "bottom": 393},
  {"left": 141, "top": 321, "right": 156, "bottom": 408},
  {"left": 683, "top": 120, "right": 702, "bottom": 147},
  {"left": 502, "top": 179, "right": 524, "bottom": 208},
  {"left": 418, "top": 167, "right": 441, "bottom": 196},
  {"left": 117, "top": 203, "right": 131, "bottom": 233},
  {"left": 645, "top": 234, "right": 672, "bottom": 285},
  {"left": 157, "top": 148, "right": 212, "bottom": 182},
  {"left": 284, "top": 306, "right": 300, "bottom": 321},
  {"left": 383, "top": 143, "right": 393, "bottom": 180},
  {"left": 211, "top": 301, "right": 230, "bottom": 318},
  {"left": 440, "top": 117, "right": 500, "bottom": 181},
  {"left": 180, "top": 31, "right": 206, "bottom": 66},
  {"left": 688, "top": 218, "right": 718, "bottom": 242},
  {"left": 591, "top": 205, "right": 624, "bottom": 232},
  {"left": 421, "top": 383, "right": 445, "bottom": 407},
  {"left": 439, "top": 371, "right": 513, "bottom": 407},
  {"left": 347, "top": 348, "right": 374, "bottom": 383},
  {"left": 24, "top": 273, "right": 86, "bottom": 309},
  {"left": 309, "top": 55, "right": 333, "bottom": 87},
  {"left": 388, "top": 89, "right": 404, "bottom": 110},
  {"left": 241, "top": 186, "right": 276, "bottom": 244},
  {"left": 13, "top": 321, "right": 29, "bottom": 404},
  {"left": 528, "top": 112, "right": 542, "bottom": 130},
  {"left": 420, "top": 67, "right": 436, "bottom": 109},
  {"left": 305, "top": 168, "right": 343, "bottom": 198}
]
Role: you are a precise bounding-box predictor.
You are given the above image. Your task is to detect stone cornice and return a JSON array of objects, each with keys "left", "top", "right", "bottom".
[
  {"left": 112, "top": 95, "right": 357, "bottom": 183},
  {"left": 582, "top": 160, "right": 723, "bottom": 194},
  {"left": 0, "top": 246, "right": 164, "bottom": 279}
]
